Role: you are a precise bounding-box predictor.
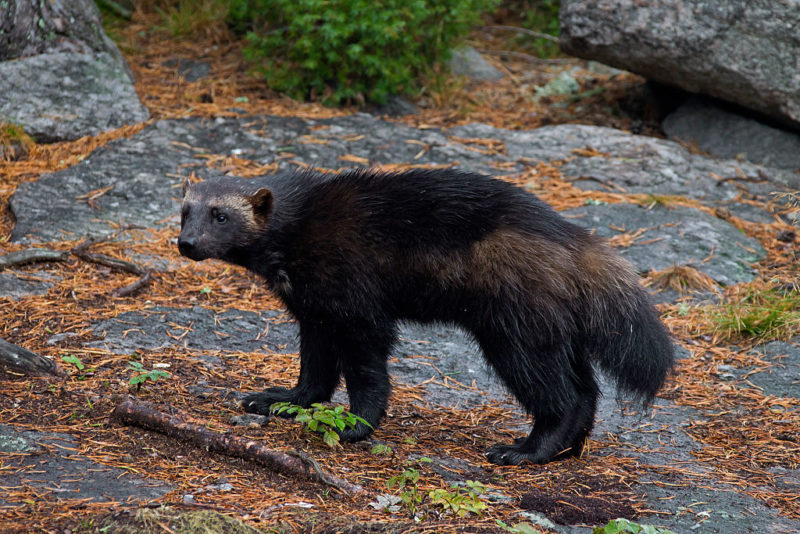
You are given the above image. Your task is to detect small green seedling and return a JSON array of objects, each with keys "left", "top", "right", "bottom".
[
  {"left": 593, "top": 518, "right": 676, "bottom": 534},
  {"left": 61, "top": 354, "right": 95, "bottom": 379},
  {"left": 428, "top": 480, "right": 488, "bottom": 517},
  {"left": 371, "top": 443, "right": 393, "bottom": 456},
  {"left": 497, "top": 520, "right": 542, "bottom": 534},
  {"left": 61, "top": 354, "right": 84, "bottom": 371},
  {"left": 270, "top": 402, "right": 372, "bottom": 448},
  {"left": 387, "top": 466, "right": 424, "bottom": 517},
  {"left": 128, "top": 361, "right": 171, "bottom": 390}
]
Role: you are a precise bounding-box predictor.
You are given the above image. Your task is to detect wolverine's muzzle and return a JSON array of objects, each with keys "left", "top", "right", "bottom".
[{"left": 178, "top": 235, "right": 203, "bottom": 260}]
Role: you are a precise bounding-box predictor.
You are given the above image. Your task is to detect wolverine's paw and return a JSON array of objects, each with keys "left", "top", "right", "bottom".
[
  {"left": 338, "top": 421, "right": 375, "bottom": 443},
  {"left": 486, "top": 443, "right": 566, "bottom": 466},
  {"left": 240, "top": 388, "right": 300, "bottom": 417}
]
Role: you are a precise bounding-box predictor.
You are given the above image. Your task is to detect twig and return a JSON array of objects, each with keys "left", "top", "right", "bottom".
[
  {"left": 71, "top": 250, "right": 147, "bottom": 276},
  {"left": 480, "top": 24, "right": 560, "bottom": 43},
  {"left": 478, "top": 49, "right": 571, "bottom": 64},
  {"left": 111, "top": 397, "right": 365, "bottom": 496},
  {"left": 0, "top": 227, "right": 154, "bottom": 295},
  {"left": 0, "top": 249, "right": 69, "bottom": 269},
  {"left": 112, "top": 271, "right": 154, "bottom": 298}
]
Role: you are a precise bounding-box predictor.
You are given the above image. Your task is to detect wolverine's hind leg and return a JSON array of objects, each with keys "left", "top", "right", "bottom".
[
  {"left": 476, "top": 331, "right": 599, "bottom": 465},
  {"left": 486, "top": 377, "right": 598, "bottom": 465},
  {"left": 241, "top": 319, "right": 341, "bottom": 416}
]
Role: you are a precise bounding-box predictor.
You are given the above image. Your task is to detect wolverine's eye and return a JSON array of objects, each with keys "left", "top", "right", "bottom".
[{"left": 210, "top": 208, "right": 228, "bottom": 224}]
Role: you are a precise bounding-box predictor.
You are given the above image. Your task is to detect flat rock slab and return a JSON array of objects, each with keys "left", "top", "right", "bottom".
[
  {"left": 0, "top": 272, "right": 55, "bottom": 300},
  {"left": 87, "top": 306, "right": 297, "bottom": 355},
  {"left": 0, "top": 52, "right": 149, "bottom": 142},
  {"left": 566, "top": 203, "right": 765, "bottom": 286},
  {"left": 455, "top": 123, "right": 800, "bottom": 224},
  {"left": 82, "top": 305, "right": 505, "bottom": 409},
  {"left": 0, "top": 424, "right": 171, "bottom": 506},
  {"left": 83, "top": 306, "right": 800, "bottom": 534},
  {"left": 746, "top": 340, "right": 800, "bottom": 400}
]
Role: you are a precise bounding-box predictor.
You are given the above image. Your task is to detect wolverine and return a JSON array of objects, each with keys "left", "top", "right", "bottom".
[{"left": 178, "top": 168, "right": 674, "bottom": 465}]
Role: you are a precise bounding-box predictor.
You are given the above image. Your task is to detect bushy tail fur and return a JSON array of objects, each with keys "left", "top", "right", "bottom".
[
  {"left": 589, "top": 247, "right": 675, "bottom": 405},
  {"left": 593, "top": 285, "right": 675, "bottom": 404}
]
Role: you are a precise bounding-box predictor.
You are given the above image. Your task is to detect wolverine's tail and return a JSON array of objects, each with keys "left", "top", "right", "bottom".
[
  {"left": 594, "top": 286, "right": 675, "bottom": 404},
  {"left": 582, "top": 244, "right": 675, "bottom": 404}
]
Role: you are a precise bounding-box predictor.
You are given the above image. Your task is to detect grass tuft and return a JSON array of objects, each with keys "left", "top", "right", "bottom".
[{"left": 711, "top": 285, "right": 800, "bottom": 342}]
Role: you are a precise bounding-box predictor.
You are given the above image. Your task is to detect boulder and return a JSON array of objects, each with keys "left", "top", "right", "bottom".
[
  {"left": 0, "top": 0, "right": 147, "bottom": 142},
  {"left": 559, "top": 0, "right": 800, "bottom": 127},
  {"left": 0, "top": 52, "right": 149, "bottom": 142},
  {"left": 663, "top": 97, "right": 800, "bottom": 171}
]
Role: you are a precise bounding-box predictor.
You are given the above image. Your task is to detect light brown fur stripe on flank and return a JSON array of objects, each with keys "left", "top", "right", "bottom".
[{"left": 467, "top": 228, "right": 581, "bottom": 297}]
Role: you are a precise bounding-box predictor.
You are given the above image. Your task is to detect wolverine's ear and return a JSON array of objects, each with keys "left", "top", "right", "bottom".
[
  {"left": 250, "top": 188, "right": 273, "bottom": 222},
  {"left": 182, "top": 178, "right": 191, "bottom": 198}
]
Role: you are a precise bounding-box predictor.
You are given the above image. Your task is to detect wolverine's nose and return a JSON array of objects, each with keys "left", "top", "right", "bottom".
[{"left": 178, "top": 236, "right": 197, "bottom": 257}]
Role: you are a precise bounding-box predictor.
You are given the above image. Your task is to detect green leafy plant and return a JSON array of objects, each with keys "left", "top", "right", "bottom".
[
  {"left": 428, "top": 480, "right": 488, "bottom": 517},
  {"left": 128, "top": 361, "right": 171, "bottom": 390},
  {"left": 371, "top": 443, "right": 394, "bottom": 456},
  {"left": 270, "top": 402, "right": 371, "bottom": 448},
  {"left": 61, "top": 354, "right": 85, "bottom": 371},
  {"left": 593, "top": 518, "right": 676, "bottom": 534},
  {"left": 228, "top": 0, "right": 499, "bottom": 105},
  {"left": 387, "top": 466, "right": 425, "bottom": 517},
  {"left": 385, "top": 458, "right": 488, "bottom": 519}
]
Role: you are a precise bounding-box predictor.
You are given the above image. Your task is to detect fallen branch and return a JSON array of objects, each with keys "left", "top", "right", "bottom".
[
  {"left": 111, "top": 397, "right": 365, "bottom": 496},
  {"left": 0, "top": 339, "right": 63, "bottom": 376},
  {"left": 0, "top": 249, "right": 69, "bottom": 269},
  {"left": 71, "top": 250, "right": 147, "bottom": 276},
  {"left": 112, "top": 271, "right": 154, "bottom": 298},
  {"left": 0, "top": 226, "right": 155, "bottom": 295}
]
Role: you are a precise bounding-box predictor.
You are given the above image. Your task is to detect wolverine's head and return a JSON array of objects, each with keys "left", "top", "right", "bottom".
[{"left": 178, "top": 177, "right": 273, "bottom": 263}]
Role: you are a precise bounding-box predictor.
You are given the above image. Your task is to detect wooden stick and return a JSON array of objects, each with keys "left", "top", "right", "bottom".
[
  {"left": 0, "top": 339, "right": 63, "bottom": 376},
  {"left": 111, "top": 398, "right": 365, "bottom": 496},
  {"left": 112, "top": 271, "right": 154, "bottom": 298},
  {"left": 0, "top": 249, "right": 69, "bottom": 269},
  {"left": 71, "top": 250, "right": 147, "bottom": 276}
]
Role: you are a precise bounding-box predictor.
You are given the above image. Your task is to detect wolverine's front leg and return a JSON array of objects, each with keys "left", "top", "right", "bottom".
[
  {"left": 337, "top": 322, "right": 396, "bottom": 442},
  {"left": 241, "top": 320, "right": 340, "bottom": 416}
]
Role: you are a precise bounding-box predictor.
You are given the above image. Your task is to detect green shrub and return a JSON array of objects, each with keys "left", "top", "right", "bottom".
[
  {"left": 228, "top": 0, "right": 499, "bottom": 105},
  {"left": 522, "top": 0, "right": 561, "bottom": 58}
]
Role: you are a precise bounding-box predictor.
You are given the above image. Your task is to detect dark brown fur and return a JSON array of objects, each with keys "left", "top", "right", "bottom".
[{"left": 178, "top": 168, "right": 674, "bottom": 465}]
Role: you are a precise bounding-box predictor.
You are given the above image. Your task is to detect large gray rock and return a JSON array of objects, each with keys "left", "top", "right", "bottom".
[
  {"left": 0, "top": 52, "right": 149, "bottom": 142},
  {"left": 663, "top": 97, "right": 800, "bottom": 171},
  {"left": 559, "top": 0, "right": 800, "bottom": 127}
]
